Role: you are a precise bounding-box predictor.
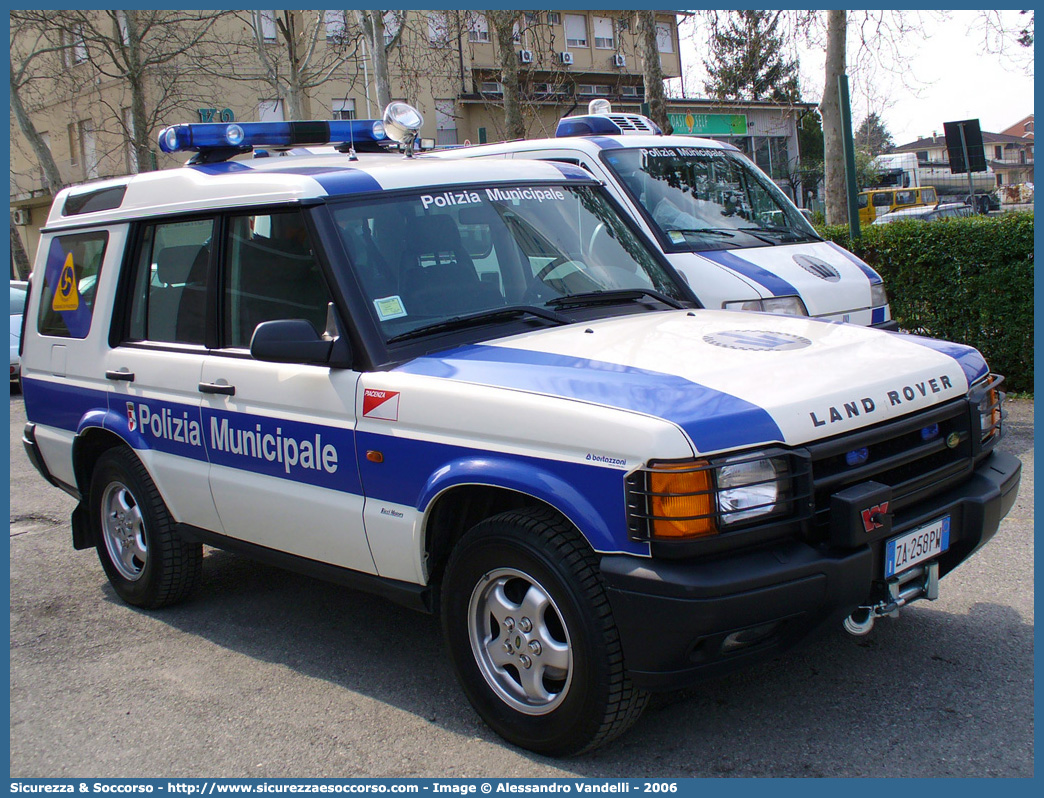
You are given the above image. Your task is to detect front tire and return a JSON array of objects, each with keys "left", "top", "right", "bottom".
[
  {"left": 90, "top": 447, "right": 202, "bottom": 608},
  {"left": 441, "top": 507, "right": 647, "bottom": 755}
]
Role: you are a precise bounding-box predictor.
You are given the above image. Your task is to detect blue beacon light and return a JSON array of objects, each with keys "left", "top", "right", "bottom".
[{"left": 157, "top": 119, "right": 388, "bottom": 154}]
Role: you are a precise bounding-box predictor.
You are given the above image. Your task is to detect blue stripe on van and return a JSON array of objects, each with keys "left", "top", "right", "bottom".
[
  {"left": 694, "top": 249, "right": 800, "bottom": 298},
  {"left": 823, "top": 241, "right": 882, "bottom": 284}
]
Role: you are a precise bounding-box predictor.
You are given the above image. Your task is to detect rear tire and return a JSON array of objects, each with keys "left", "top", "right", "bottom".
[
  {"left": 441, "top": 507, "right": 647, "bottom": 755},
  {"left": 90, "top": 447, "right": 202, "bottom": 608}
]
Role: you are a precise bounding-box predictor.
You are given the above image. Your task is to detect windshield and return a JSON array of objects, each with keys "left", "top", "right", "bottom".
[
  {"left": 329, "top": 183, "right": 686, "bottom": 341},
  {"left": 601, "top": 146, "right": 819, "bottom": 250}
]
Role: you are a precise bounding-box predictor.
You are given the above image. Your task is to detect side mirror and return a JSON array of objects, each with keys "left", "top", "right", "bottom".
[{"left": 250, "top": 319, "right": 351, "bottom": 368}]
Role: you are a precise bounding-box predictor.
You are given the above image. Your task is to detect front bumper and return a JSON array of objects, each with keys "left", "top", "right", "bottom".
[{"left": 601, "top": 449, "right": 1021, "bottom": 691}]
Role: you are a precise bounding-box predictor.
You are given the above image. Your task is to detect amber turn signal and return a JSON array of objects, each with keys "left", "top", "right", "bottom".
[{"left": 648, "top": 461, "right": 717, "bottom": 539}]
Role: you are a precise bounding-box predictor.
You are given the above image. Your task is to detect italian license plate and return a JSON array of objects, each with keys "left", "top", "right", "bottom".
[{"left": 884, "top": 516, "right": 950, "bottom": 578}]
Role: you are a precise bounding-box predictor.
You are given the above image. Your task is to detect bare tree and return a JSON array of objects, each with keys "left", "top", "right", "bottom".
[
  {"left": 9, "top": 12, "right": 74, "bottom": 193},
  {"left": 228, "top": 10, "right": 360, "bottom": 120},
  {"left": 636, "top": 11, "right": 672, "bottom": 134},
  {"left": 352, "top": 10, "right": 405, "bottom": 112},
  {"left": 486, "top": 10, "right": 525, "bottom": 140},
  {"left": 36, "top": 10, "right": 229, "bottom": 173}
]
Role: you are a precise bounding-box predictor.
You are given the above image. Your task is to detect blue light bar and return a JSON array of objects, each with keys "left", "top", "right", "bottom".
[
  {"left": 157, "top": 119, "right": 388, "bottom": 154},
  {"left": 555, "top": 113, "right": 663, "bottom": 138}
]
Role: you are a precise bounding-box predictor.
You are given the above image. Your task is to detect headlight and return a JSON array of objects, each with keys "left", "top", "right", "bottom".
[
  {"left": 870, "top": 282, "right": 888, "bottom": 308},
  {"left": 722, "top": 296, "right": 808, "bottom": 316},
  {"left": 716, "top": 454, "right": 788, "bottom": 524},
  {"left": 634, "top": 451, "right": 794, "bottom": 541}
]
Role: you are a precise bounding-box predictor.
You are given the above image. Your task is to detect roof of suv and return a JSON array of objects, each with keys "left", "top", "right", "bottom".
[
  {"left": 435, "top": 133, "right": 739, "bottom": 159},
  {"left": 45, "top": 153, "right": 593, "bottom": 230}
]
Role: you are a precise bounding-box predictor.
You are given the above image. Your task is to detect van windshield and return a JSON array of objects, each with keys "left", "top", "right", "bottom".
[
  {"left": 329, "top": 183, "right": 687, "bottom": 342},
  {"left": 601, "top": 146, "right": 819, "bottom": 251}
]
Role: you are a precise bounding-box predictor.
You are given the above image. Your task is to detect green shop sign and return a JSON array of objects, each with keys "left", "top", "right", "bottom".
[{"left": 668, "top": 112, "right": 747, "bottom": 136}]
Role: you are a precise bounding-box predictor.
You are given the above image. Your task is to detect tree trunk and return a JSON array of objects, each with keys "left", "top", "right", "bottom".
[
  {"left": 821, "top": 10, "right": 847, "bottom": 225},
  {"left": 489, "top": 12, "right": 524, "bottom": 140},
  {"left": 10, "top": 217, "right": 32, "bottom": 280},
  {"left": 9, "top": 57, "right": 65, "bottom": 195},
  {"left": 123, "top": 12, "right": 153, "bottom": 172},
  {"left": 637, "top": 11, "right": 672, "bottom": 134},
  {"left": 353, "top": 11, "right": 393, "bottom": 111}
]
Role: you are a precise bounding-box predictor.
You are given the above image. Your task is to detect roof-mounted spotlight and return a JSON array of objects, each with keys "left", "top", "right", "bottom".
[{"left": 382, "top": 102, "right": 424, "bottom": 158}]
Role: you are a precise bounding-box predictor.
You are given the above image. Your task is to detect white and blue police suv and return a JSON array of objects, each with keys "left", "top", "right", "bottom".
[
  {"left": 436, "top": 100, "right": 896, "bottom": 328},
  {"left": 20, "top": 104, "right": 1020, "bottom": 756}
]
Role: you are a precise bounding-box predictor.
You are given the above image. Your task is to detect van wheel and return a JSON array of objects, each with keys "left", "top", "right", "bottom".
[
  {"left": 441, "top": 507, "right": 647, "bottom": 756},
  {"left": 90, "top": 447, "right": 202, "bottom": 608}
]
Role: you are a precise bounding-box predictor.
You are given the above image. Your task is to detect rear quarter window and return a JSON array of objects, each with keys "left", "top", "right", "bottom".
[{"left": 36, "top": 230, "right": 109, "bottom": 339}]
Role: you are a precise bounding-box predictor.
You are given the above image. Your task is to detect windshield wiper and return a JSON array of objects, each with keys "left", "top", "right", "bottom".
[
  {"left": 665, "top": 227, "right": 736, "bottom": 238},
  {"left": 386, "top": 305, "right": 566, "bottom": 344},
  {"left": 546, "top": 288, "right": 685, "bottom": 310},
  {"left": 738, "top": 226, "right": 821, "bottom": 244}
]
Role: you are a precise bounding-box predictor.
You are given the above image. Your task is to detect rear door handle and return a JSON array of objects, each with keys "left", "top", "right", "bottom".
[
  {"left": 105, "top": 370, "right": 135, "bottom": 382},
  {"left": 198, "top": 382, "right": 235, "bottom": 396}
]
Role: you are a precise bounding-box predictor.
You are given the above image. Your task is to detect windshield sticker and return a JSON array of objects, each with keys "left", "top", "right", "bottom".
[
  {"left": 485, "top": 187, "right": 566, "bottom": 203},
  {"left": 421, "top": 190, "right": 482, "bottom": 210},
  {"left": 668, "top": 230, "right": 686, "bottom": 244},
  {"left": 374, "top": 295, "right": 407, "bottom": 320},
  {"left": 641, "top": 147, "right": 721, "bottom": 159}
]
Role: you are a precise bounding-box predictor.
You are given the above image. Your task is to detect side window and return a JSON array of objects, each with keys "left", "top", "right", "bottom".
[
  {"left": 872, "top": 192, "right": 893, "bottom": 207},
  {"left": 895, "top": 190, "right": 915, "bottom": 205},
  {"left": 126, "top": 218, "right": 214, "bottom": 345},
  {"left": 922, "top": 188, "right": 937, "bottom": 203},
  {"left": 224, "top": 210, "right": 334, "bottom": 349},
  {"left": 37, "top": 230, "right": 108, "bottom": 338}
]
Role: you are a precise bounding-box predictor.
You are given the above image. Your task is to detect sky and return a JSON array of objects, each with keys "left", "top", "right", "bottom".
[{"left": 674, "top": 10, "right": 1034, "bottom": 146}]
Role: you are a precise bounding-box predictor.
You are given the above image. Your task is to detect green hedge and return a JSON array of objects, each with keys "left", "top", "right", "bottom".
[{"left": 817, "top": 212, "right": 1034, "bottom": 393}]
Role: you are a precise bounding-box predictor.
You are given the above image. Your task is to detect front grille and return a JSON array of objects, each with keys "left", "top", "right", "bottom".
[{"left": 805, "top": 398, "right": 973, "bottom": 537}]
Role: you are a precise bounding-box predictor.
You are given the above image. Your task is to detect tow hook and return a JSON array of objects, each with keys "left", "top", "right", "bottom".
[{"left": 843, "top": 561, "right": 940, "bottom": 636}]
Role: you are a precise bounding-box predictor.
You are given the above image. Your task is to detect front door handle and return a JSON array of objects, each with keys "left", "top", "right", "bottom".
[
  {"left": 198, "top": 382, "right": 236, "bottom": 396},
  {"left": 105, "top": 370, "right": 135, "bottom": 382}
]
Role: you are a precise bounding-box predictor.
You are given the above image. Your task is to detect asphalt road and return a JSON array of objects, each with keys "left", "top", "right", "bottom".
[{"left": 8, "top": 393, "right": 1034, "bottom": 778}]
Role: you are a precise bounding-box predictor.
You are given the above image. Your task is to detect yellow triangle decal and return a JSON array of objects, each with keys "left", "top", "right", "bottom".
[{"left": 52, "top": 253, "right": 79, "bottom": 311}]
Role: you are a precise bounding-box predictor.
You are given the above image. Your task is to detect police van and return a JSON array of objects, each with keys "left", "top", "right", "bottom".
[
  {"left": 436, "top": 101, "right": 896, "bottom": 328},
  {"left": 20, "top": 103, "right": 1020, "bottom": 756}
]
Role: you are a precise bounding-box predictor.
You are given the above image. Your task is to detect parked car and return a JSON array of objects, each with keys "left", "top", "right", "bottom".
[
  {"left": 11, "top": 281, "right": 27, "bottom": 387},
  {"left": 873, "top": 202, "right": 976, "bottom": 225}
]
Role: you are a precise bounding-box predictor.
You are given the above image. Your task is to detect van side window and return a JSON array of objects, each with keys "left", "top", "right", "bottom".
[
  {"left": 223, "top": 210, "right": 334, "bottom": 349},
  {"left": 872, "top": 193, "right": 893, "bottom": 207},
  {"left": 126, "top": 218, "right": 215, "bottom": 345},
  {"left": 36, "top": 230, "right": 109, "bottom": 339}
]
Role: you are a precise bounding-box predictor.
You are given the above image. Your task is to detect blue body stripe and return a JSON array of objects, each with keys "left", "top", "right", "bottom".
[
  {"left": 894, "top": 335, "right": 989, "bottom": 385},
  {"left": 695, "top": 249, "right": 800, "bottom": 298},
  {"left": 824, "top": 241, "right": 882, "bottom": 284},
  {"left": 277, "top": 166, "right": 383, "bottom": 195},
  {"left": 357, "top": 431, "right": 640, "bottom": 554},
  {"left": 189, "top": 162, "right": 254, "bottom": 175},
  {"left": 548, "top": 162, "right": 595, "bottom": 181},
  {"left": 21, "top": 376, "right": 644, "bottom": 552},
  {"left": 395, "top": 345, "right": 783, "bottom": 452},
  {"left": 872, "top": 307, "right": 885, "bottom": 325},
  {"left": 587, "top": 136, "right": 624, "bottom": 150}
]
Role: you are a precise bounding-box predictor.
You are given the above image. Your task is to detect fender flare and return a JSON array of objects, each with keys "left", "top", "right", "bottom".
[{"left": 416, "top": 455, "right": 628, "bottom": 553}]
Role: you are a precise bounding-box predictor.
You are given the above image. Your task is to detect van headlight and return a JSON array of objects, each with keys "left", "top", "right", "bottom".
[
  {"left": 722, "top": 296, "right": 808, "bottom": 316},
  {"left": 630, "top": 451, "right": 796, "bottom": 540},
  {"left": 870, "top": 282, "right": 888, "bottom": 308}
]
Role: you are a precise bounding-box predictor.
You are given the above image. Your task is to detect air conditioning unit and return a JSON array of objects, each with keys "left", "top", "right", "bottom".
[
  {"left": 559, "top": 51, "right": 574, "bottom": 66},
  {"left": 518, "top": 49, "right": 533, "bottom": 64},
  {"left": 612, "top": 53, "right": 626, "bottom": 68},
  {"left": 12, "top": 208, "right": 29, "bottom": 226}
]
